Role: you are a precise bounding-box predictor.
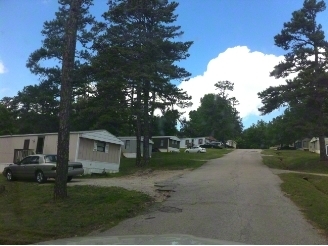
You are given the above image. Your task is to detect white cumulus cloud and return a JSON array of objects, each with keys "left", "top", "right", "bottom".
[
  {"left": 178, "top": 46, "right": 287, "bottom": 119},
  {"left": 0, "top": 60, "right": 6, "bottom": 74}
]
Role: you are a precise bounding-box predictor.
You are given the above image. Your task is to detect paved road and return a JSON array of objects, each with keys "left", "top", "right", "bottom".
[{"left": 98, "top": 149, "right": 327, "bottom": 244}]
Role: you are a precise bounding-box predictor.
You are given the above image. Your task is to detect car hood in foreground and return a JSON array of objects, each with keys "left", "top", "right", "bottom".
[{"left": 36, "top": 234, "right": 243, "bottom": 245}]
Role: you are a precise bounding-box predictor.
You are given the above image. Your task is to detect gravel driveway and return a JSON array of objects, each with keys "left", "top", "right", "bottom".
[{"left": 68, "top": 169, "right": 192, "bottom": 202}]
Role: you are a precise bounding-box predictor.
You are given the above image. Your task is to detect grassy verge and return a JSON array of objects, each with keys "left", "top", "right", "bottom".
[
  {"left": 261, "top": 149, "right": 328, "bottom": 174},
  {"left": 82, "top": 148, "right": 233, "bottom": 178},
  {"left": 279, "top": 173, "right": 328, "bottom": 235},
  {"left": 0, "top": 177, "right": 152, "bottom": 244}
]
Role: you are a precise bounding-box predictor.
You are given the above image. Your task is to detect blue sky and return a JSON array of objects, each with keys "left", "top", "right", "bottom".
[{"left": 1, "top": 0, "right": 327, "bottom": 129}]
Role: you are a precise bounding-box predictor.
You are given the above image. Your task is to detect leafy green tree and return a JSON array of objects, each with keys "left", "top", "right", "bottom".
[
  {"left": 236, "top": 107, "right": 311, "bottom": 149},
  {"left": 237, "top": 120, "right": 270, "bottom": 149},
  {"left": 179, "top": 93, "right": 242, "bottom": 143},
  {"left": 266, "top": 107, "right": 310, "bottom": 146},
  {"left": 152, "top": 109, "right": 180, "bottom": 136},
  {"left": 11, "top": 83, "right": 59, "bottom": 134},
  {"left": 258, "top": 0, "right": 328, "bottom": 160},
  {"left": 0, "top": 104, "right": 16, "bottom": 135}
]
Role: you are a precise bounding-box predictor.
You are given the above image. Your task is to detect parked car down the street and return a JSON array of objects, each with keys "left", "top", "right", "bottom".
[
  {"left": 185, "top": 146, "right": 206, "bottom": 153},
  {"left": 200, "top": 143, "right": 223, "bottom": 149},
  {"left": 2, "top": 154, "right": 84, "bottom": 184}
]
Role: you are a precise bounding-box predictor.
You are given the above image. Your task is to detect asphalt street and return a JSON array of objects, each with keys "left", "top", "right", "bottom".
[{"left": 98, "top": 149, "right": 327, "bottom": 244}]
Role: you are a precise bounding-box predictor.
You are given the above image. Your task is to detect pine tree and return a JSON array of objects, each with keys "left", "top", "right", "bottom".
[
  {"left": 27, "top": 0, "right": 94, "bottom": 200},
  {"left": 258, "top": 0, "right": 328, "bottom": 161},
  {"left": 93, "top": 0, "right": 192, "bottom": 166}
]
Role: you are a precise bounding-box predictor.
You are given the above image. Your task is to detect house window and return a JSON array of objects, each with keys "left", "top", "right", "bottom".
[
  {"left": 125, "top": 140, "right": 130, "bottom": 149},
  {"left": 199, "top": 139, "right": 203, "bottom": 144},
  {"left": 160, "top": 140, "right": 164, "bottom": 146},
  {"left": 173, "top": 140, "right": 176, "bottom": 144},
  {"left": 97, "top": 141, "right": 106, "bottom": 152},
  {"left": 185, "top": 140, "right": 189, "bottom": 145}
]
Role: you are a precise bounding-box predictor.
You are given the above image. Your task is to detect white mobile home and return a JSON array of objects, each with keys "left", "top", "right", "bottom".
[
  {"left": 180, "top": 136, "right": 217, "bottom": 148},
  {"left": 309, "top": 137, "right": 328, "bottom": 155},
  {"left": 226, "top": 140, "right": 237, "bottom": 148},
  {"left": 118, "top": 136, "right": 153, "bottom": 158},
  {"left": 295, "top": 138, "right": 311, "bottom": 150},
  {"left": 152, "top": 136, "right": 180, "bottom": 152},
  {"left": 0, "top": 130, "right": 124, "bottom": 174}
]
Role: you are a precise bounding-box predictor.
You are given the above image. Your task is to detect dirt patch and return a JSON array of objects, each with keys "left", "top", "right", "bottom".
[{"left": 68, "top": 169, "right": 191, "bottom": 202}]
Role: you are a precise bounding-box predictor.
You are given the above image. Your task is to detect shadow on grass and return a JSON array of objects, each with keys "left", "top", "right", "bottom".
[
  {"left": 261, "top": 149, "right": 328, "bottom": 174},
  {"left": 279, "top": 173, "right": 328, "bottom": 236}
]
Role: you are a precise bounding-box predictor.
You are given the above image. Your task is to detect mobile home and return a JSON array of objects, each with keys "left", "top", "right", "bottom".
[
  {"left": 118, "top": 136, "right": 153, "bottom": 158},
  {"left": 152, "top": 136, "right": 180, "bottom": 152},
  {"left": 226, "top": 140, "right": 237, "bottom": 148},
  {"left": 180, "top": 136, "right": 217, "bottom": 148},
  {"left": 0, "top": 130, "right": 124, "bottom": 174},
  {"left": 295, "top": 138, "right": 311, "bottom": 150},
  {"left": 309, "top": 137, "right": 328, "bottom": 154}
]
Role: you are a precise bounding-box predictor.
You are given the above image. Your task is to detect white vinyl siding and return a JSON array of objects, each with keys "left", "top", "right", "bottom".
[{"left": 79, "top": 138, "right": 120, "bottom": 163}]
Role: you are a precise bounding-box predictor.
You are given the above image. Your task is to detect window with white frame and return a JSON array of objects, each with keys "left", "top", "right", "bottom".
[
  {"left": 94, "top": 141, "right": 106, "bottom": 152},
  {"left": 199, "top": 139, "right": 203, "bottom": 144},
  {"left": 160, "top": 140, "right": 164, "bottom": 146}
]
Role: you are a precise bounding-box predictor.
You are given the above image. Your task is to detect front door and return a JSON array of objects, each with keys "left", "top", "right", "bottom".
[
  {"left": 23, "top": 139, "right": 30, "bottom": 150},
  {"left": 36, "top": 137, "right": 45, "bottom": 154}
]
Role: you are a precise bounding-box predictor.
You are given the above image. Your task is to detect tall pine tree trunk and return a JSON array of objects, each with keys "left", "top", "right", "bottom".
[
  {"left": 316, "top": 103, "right": 327, "bottom": 161},
  {"left": 314, "top": 45, "right": 327, "bottom": 162},
  {"left": 129, "top": 85, "right": 135, "bottom": 135},
  {"left": 142, "top": 81, "right": 150, "bottom": 166},
  {"left": 54, "top": 0, "right": 81, "bottom": 201},
  {"left": 149, "top": 90, "right": 156, "bottom": 138},
  {"left": 319, "top": 135, "right": 327, "bottom": 161},
  {"left": 135, "top": 81, "right": 142, "bottom": 167}
]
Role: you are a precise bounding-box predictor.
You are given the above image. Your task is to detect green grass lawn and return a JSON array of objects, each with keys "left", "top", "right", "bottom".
[
  {"left": 85, "top": 148, "right": 233, "bottom": 178},
  {"left": 261, "top": 149, "right": 328, "bottom": 174},
  {"left": 279, "top": 173, "right": 328, "bottom": 235},
  {"left": 0, "top": 178, "right": 152, "bottom": 244},
  {"left": 0, "top": 148, "right": 232, "bottom": 243}
]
